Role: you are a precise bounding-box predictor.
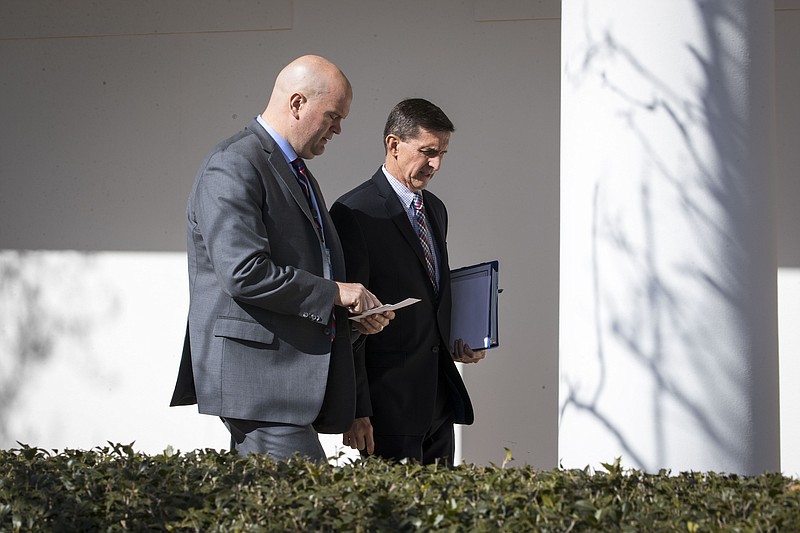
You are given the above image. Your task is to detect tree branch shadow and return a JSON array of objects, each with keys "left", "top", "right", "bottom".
[
  {"left": 0, "top": 250, "right": 119, "bottom": 445},
  {"left": 561, "top": 1, "right": 768, "bottom": 471}
]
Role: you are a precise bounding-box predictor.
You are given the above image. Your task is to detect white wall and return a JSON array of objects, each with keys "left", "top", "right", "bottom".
[
  {"left": 560, "top": 0, "right": 779, "bottom": 475},
  {"left": 774, "top": 5, "right": 800, "bottom": 478},
  {"left": 0, "top": 0, "right": 560, "bottom": 467}
]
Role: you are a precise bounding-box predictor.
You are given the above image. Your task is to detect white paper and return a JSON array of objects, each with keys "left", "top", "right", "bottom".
[{"left": 348, "top": 297, "right": 421, "bottom": 320}]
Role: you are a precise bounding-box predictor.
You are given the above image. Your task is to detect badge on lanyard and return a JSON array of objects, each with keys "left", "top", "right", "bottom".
[{"left": 322, "top": 246, "right": 332, "bottom": 280}]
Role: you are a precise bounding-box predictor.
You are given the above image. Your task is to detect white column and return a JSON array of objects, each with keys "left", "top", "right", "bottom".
[{"left": 559, "top": 0, "right": 779, "bottom": 474}]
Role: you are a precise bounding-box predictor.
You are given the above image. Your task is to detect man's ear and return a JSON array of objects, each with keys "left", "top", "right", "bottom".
[
  {"left": 386, "top": 134, "right": 400, "bottom": 156},
  {"left": 289, "top": 92, "right": 305, "bottom": 118}
]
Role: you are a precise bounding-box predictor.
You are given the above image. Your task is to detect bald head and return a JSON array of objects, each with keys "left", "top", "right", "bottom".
[
  {"left": 262, "top": 55, "right": 352, "bottom": 159},
  {"left": 270, "top": 55, "right": 350, "bottom": 105}
]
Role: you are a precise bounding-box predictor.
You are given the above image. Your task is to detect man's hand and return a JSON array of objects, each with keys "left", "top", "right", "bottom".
[
  {"left": 343, "top": 417, "right": 374, "bottom": 454},
  {"left": 352, "top": 310, "right": 395, "bottom": 335},
  {"left": 452, "top": 339, "right": 487, "bottom": 364},
  {"left": 335, "top": 282, "right": 381, "bottom": 314}
]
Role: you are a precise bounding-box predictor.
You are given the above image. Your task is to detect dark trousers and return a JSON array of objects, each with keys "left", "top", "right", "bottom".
[
  {"left": 367, "top": 374, "right": 456, "bottom": 465},
  {"left": 370, "top": 415, "right": 456, "bottom": 465}
]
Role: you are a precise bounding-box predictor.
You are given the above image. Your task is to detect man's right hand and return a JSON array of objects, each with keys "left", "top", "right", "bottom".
[{"left": 334, "top": 282, "right": 381, "bottom": 314}]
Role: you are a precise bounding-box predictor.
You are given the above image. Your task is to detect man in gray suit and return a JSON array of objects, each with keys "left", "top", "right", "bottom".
[{"left": 170, "top": 55, "right": 392, "bottom": 461}]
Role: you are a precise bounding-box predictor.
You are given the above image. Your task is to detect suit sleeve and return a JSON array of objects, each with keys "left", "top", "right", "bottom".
[
  {"left": 194, "top": 148, "right": 337, "bottom": 321},
  {"left": 330, "top": 200, "right": 373, "bottom": 418}
]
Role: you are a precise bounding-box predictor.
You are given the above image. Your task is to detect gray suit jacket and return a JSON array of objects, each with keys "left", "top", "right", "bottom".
[{"left": 170, "top": 118, "right": 362, "bottom": 434}]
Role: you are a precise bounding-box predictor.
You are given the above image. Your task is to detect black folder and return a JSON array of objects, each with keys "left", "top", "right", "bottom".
[{"left": 448, "top": 260, "right": 499, "bottom": 351}]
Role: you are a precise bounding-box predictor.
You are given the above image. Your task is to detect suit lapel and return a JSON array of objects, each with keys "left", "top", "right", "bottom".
[
  {"left": 306, "top": 167, "right": 348, "bottom": 280},
  {"left": 372, "top": 171, "right": 440, "bottom": 298},
  {"left": 272, "top": 153, "right": 319, "bottom": 234},
  {"left": 422, "top": 190, "right": 446, "bottom": 264},
  {"left": 424, "top": 191, "right": 450, "bottom": 298},
  {"left": 248, "top": 120, "right": 321, "bottom": 242},
  {"left": 372, "top": 172, "right": 427, "bottom": 264}
]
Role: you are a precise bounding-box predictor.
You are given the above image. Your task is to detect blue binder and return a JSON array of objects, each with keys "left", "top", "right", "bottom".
[{"left": 448, "top": 260, "right": 499, "bottom": 351}]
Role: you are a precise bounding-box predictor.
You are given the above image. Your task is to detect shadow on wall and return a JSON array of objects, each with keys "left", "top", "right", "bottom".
[
  {"left": 560, "top": 2, "right": 773, "bottom": 471},
  {"left": 0, "top": 251, "right": 117, "bottom": 446}
]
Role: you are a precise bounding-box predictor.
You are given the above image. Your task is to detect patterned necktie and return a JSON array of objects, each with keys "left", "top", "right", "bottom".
[
  {"left": 290, "top": 158, "right": 322, "bottom": 238},
  {"left": 412, "top": 193, "right": 438, "bottom": 294}
]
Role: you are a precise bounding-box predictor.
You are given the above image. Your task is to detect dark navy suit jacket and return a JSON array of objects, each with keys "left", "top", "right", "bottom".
[{"left": 330, "top": 169, "right": 473, "bottom": 436}]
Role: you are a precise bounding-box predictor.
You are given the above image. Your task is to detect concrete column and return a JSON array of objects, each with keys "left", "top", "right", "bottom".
[{"left": 559, "top": 0, "right": 779, "bottom": 474}]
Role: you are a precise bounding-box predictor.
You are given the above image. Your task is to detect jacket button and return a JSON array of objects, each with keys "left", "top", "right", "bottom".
[
  {"left": 302, "top": 312, "right": 309, "bottom": 318},
  {"left": 432, "top": 346, "right": 439, "bottom": 354},
  {"left": 324, "top": 328, "right": 332, "bottom": 336}
]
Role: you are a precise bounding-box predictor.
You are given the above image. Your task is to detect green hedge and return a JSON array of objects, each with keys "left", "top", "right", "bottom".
[{"left": 2, "top": 443, "right": 799, "bottom": 531}]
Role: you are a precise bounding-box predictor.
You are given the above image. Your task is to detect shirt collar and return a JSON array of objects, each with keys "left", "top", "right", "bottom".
[
  {"left": 382, "top": 165, "right": 418, "bottom": 209},
  {"left": 256, "top": 115, "right": 299, "bottom": 165}
]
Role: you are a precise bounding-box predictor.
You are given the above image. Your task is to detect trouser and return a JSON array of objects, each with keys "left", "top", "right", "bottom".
[
  {"left": 367, "top": 375, "right": 456, "bottom": 465},
  {"left": 221, "top": 417, "right": 326, "bottom": 462},
  {"left": 370, "top": 415, "right": 456, "bottom": 465}
]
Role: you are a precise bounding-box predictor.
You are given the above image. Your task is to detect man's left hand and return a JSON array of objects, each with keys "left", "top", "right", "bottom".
[
  {"left": 452, "top": 339, "right": 487, "bottom": 364},
  {"left": 352, "top": 310, "right": 395, "bottom": 335},
  {"left": 343, "top": 417, "right": 374, "bottom": 454}
]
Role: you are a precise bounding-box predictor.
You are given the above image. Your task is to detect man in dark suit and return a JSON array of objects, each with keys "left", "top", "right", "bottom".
[
  {"left": 170, "top": 55, "right": 392, "bottom": 462},
  {"left": 330, "top": 98, "right": 485, "bottom": 465}
]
